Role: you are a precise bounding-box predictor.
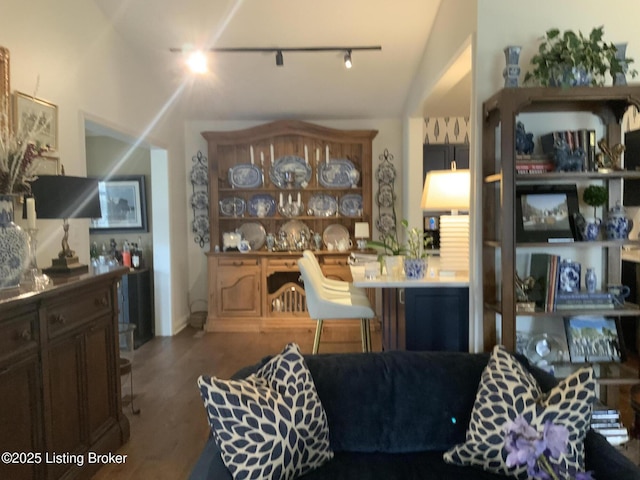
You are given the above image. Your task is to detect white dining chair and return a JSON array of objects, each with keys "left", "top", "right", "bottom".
[
  {"left": 302, "top": 250, "right": 369, "bottom": 299},
  {"left": 298, "top": 257, "right": 375, "bottom": 353}
]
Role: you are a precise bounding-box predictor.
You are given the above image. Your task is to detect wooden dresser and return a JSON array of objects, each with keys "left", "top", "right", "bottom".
[
  {"left": 0, "top": 266, "right": 130, "bottom": 480},
  {"left": 202, "top": 121, "right": 377, "bottom": 334}
]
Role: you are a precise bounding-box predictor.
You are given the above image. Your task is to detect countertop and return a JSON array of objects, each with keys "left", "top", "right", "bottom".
[{"left": 350, "top": 266, "right": 469, "bottom": 288}]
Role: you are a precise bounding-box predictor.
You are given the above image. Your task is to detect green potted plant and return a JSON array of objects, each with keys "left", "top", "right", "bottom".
[
  {"left": 523, "top": 26, "right": 637, "bottom": 86},
  {"left": 581, "top": 185, "right": 607, "bottom": 241},
  {"left": 368, "top": 220, "right": 430, "bottom": 279},
  {"left": 402, "top": 220, "right": 429, "bottom": 280}
]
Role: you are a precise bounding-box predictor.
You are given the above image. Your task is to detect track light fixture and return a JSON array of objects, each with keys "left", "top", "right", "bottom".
[
  {"left": 344, "top": 50, "right": 352, "bottom": 69},
  {"left": 172, "top": 45, "right": 381, "bottom": 69}
]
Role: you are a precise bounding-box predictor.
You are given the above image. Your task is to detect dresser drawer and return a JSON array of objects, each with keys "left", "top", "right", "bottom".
[
  {"left": 323, "top": 256, "right": 350, "bottom": 267},
  {"left": 218, "top": 258, "right": 259, "bottom": 267},
  {"left": 0, "top": 310, "right": 38, "bottom": 364},
  {"left": 267, "top": 258, "right": 300, "bottom": 270},
  {"left": 46, "top": 286, "right": 112, "bottom": 338}
]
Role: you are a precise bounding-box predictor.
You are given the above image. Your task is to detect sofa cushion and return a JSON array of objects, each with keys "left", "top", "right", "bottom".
[
  {"left": 443, "top": 345, "right": 596, "bottom": 479},
  {"left": 197, "top": 343, "right": 333, "bottom": 480}
]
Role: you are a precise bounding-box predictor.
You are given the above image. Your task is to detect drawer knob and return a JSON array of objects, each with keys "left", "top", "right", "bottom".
[
  {"left": 95, "top": 296, "right": 108, "bottom": 307},
  {"left": 50, "top": 314, "right": 66, "bottom": 325},
  {"left": 20, "top": 329, "right": 32, "bottom": 342},
  {"left": 233, "top": 261, "right": 243, "bottom": 267}
]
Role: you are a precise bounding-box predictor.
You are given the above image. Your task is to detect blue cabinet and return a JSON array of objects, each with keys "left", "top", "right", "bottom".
[{"left": 404, "top": 287, "right": 469, "bottom": 351}]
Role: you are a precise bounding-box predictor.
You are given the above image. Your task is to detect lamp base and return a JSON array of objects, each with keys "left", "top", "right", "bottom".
[{"left": 42, "top": 255, "right": 88, "bottom": 276}]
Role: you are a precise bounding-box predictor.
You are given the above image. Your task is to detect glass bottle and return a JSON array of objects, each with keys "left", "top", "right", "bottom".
[{"left": 585, "top": 267, "right": 597, "bottom": 293}]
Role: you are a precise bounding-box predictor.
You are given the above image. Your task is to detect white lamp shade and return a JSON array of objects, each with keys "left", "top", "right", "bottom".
[
  {"left": 421, "top": 169, "right": 470, "bottom": 211},
  {"left": 354, "top": 222, "right": 369, "bottom": 238}
]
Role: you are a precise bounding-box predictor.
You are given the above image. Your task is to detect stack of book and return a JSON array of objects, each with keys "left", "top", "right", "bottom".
[
  {"left": 515, "top": 155, "right": 555, "bottom": 174},
  {"left": 591, "top": 409, "right": 629, "bottom": 446},
  {"left": 540, "top": 129, "right": 597, "bottom": 171},
  {"left": 555, "top": 291, "right": 615, "bottom": 310}
]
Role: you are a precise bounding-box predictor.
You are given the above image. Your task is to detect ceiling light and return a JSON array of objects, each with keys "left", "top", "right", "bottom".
[
  {"left": 186, "top": 50, "right": 207, "bottom": 74},
  {"left": 276, "top": 50, "right": 283, "bottom": 67},
  {"left": 344, "top": 50, "right": 352, "bottom": 69}
]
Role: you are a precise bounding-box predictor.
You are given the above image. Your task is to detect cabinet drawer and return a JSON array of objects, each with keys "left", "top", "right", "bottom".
[
  {"left": 46, "top": 286, "right": 112, "bottom": 338},
  {"left": 0, "top": 311, "right": 38, "bottom": 364},
  {"left": 218, "top": 258, "right": 259, "bottom": 267},
  {"left": 267, "top": 259, "right": 300, "bottom": 270},
  {"left": 323, "top": 256, "right": 350, "bottom": 267}
]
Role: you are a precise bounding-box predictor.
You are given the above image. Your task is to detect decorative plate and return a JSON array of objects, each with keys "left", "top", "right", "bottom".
[
  {"left": 279, "top": 220, "right": 311, "bottom": 243},
  {"left": 269, "top": 156, "right": 312, "bottom": 189},
  {"left": 248, "top": 194, "right": 276, "bottom": 218},
  {"left": 376, "top": 184, "right": 395, "bottom": 208},
  {"left": 228, "top": 164, "right": 263, "bottom": 188},
  {"left": 219, "top": 196, "right": 246, "bottom": 217},
  {"left": 190, "top": 163, "right": 208, "bottom": 186},
  {"left": 322, "top": 224, "right": 350, "bottom": 248},
  {"left": 339, "top": 194, "right": 363, "bottom": 217},
  {"left": 318, "top": 159, "right": 360, "bottom": 188},
  {"left": 307, "top": 193, "right": 338, "bottom": 217},
  {"left": 191, "top": 191, "right": 209, "bottom": 210},
  {"left": 238, "top": 222, "right": 266, "bottom": 250},
  {"left": 375, "top": 162, "right": 397, "bottom": 184},
  {"left": 376, "top": 212, "right": 396, "bottom": 234},
  {"left": 192, "top": 214, "right": 210, "bottom": 234}
]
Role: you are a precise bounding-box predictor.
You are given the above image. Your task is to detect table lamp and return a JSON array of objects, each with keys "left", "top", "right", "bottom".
[
  {"left": 354, "top": 222, "right": 369, "bottom": 250},
  {"left": 421, "top": 162, "right": 470, "bottom": 276},
  {"left": 30, "top": 174, "right": 101, "bottom": 276}
]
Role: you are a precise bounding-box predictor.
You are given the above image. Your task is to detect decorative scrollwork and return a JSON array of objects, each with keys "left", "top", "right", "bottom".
[
  {"left": 190, "top": 151, "right": 209, "bottom": 248},
  {"left": 374, "top": 149, "right": 397, "bottom": 242}
]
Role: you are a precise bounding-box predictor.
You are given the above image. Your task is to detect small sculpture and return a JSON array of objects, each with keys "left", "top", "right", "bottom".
[
  {"left": 553, "top": 138, "right": 585, "bottom": 172},
  {"left": 515, "top": 272, "right": 536, "bottom": 302},
  {"left": 515, "top": 122, "right": 535, "bottom": 155},
  {"left": 596, "top": 139, "right": 625, "bottom": 171}
]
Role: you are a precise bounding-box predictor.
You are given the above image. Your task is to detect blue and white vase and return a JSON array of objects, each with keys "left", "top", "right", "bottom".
[
  {"left": 585, "top": 268, "right": 597, "bottom": 293},
  {"left": 503, "top": 46, "right": 521, "bottom": 88},
  {"left": 0, "top": 194, "right": 30, "bottom": 289},
  {"left": 403, "top": 258, "right": 427, "bottom": 280},
  {"left": 605, "top": 202, "right": 633, "bottom": 240},
  {"left": 581, "top": 218, "right": 601, "bottom": 241}
]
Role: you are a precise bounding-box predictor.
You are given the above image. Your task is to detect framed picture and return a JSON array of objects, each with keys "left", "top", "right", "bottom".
[
  {"left": 90, "top": 175, "right": 148, "bottom": 233},
  {"left": 564, "top": 315, "right": 624, "bottom": 363},
  {"left": 35, "top": 155, "right": 60, "bottom": 175},
  {"left": 515, "top": 184, "right": 579, "bottom": 243},
  {"left": 12, "top": 91, "right": 58, "bottom": 150}
]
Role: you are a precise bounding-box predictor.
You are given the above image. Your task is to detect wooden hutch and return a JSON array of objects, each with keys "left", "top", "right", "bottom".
[{"left": 203, "top": 120, "right": 377, "bottom": 335}]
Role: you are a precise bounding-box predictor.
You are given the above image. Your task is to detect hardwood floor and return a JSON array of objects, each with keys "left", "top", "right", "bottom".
[
  {"left": 92, "top": 326, "right": 639, "bottom": 479},
  {"left": 92, "top": 324, "right": 381, "bottom": 480}
]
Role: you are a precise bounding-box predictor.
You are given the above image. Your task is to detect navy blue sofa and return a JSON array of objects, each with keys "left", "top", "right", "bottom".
[{"left": 190, "top": 350, "right": 640, "bottom": 480}]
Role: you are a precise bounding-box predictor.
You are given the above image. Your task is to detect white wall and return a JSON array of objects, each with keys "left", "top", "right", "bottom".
[
  {"left": 184, "top": 119, "right": 403, "bottom": 307},
  {"left": 2, "top": 0, "right": 189, "bottom": 336}
]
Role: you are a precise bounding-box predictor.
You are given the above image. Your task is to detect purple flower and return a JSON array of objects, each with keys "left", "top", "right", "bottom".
[
  {"left": 575, "top": 472, "right": 595, "bottom": 480},
  {"left": 539, "top": 421, "right": 569, "bottom": 459},
  {"left": 504, "top": 416, "right": 539, "bottom": 468}
]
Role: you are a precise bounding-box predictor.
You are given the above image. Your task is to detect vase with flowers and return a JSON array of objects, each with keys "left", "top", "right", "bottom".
[{"left": 0, "top": 103, "right": 49, "bottom": 288}]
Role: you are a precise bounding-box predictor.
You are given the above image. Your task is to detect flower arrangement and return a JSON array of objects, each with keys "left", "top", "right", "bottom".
[
  {"left": 504, "top": 416, "right": 593, "bottom": 480},
  {"left": 0, "top": 101, "right": 49, "bottom": 195},
  {"left": 367, "top": 219, "right": 429, "bottom": 258}
]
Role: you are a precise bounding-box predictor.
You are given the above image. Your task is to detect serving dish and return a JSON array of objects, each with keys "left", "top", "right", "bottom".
[
  {"left": 279, "top": 220, "right": 311, "bottom": 243},
  {"left": 219, "top": 196, "right": 246, "bottom": 217},
  {"left": 238, "top": 222, "right": 267, "bottom": 250},
  {"left": 307, "top": 193, "right": 338, "bottom": 217},
  {"left": 248, "top": 194, "right": 276, "bottom": 218},
  {"left": 191, "top": 191, "right": 209, "bottom": 210},
  {"left": 228, "top": 164, "right": 263, "bottom": 188},
  {"left": 318, "top": 159, "right": 359, "bottom": 188},
  {"left": 339, "top": 194, "right": 363, "bottom": 217},
  {"left": 269, "top": 156, "right": 312, "bottom": 189},
  {"left": 322, "top": 223, "right": 350, "bottom": 248}
]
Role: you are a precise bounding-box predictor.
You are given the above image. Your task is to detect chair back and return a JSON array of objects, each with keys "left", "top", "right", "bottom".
[
  {"left": 302, "top": 250, "right": 325, "bottom": 279},
  {"left": 297, "top": 257, "right": 323, "bottom": 318}
]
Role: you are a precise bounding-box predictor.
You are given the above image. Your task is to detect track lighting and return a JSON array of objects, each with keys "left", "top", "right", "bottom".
[
  {"left": 276, "top": 50, "right": 284, "bottom": 67},
  {"left": 344, "top": 50, "right": 352, "bottom": 69}
]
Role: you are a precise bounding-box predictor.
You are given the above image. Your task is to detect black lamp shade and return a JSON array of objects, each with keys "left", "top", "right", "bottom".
[{"left": 30, "top": 175, "right": 102, "bottom": 219}]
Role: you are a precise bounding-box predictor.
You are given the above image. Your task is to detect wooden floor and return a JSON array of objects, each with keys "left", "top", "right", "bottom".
[
  {"left": 92, "top": 326, "right": 639, "bottom": 479},
  {"left": 92, "top": 325, "right": 381, "bottom": 480}
]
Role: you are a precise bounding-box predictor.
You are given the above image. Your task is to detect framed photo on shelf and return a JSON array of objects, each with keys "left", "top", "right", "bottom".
[
  {"left": 563, "top": 315, "right": 624, "bottom": 363},
  {"left": 35, "top": 155, "right": 60, "bottom": 175},
  {"left": 90, "top": 175, "right": 148, "bottom": 233},
  {"left": 515, "top": 184, "right": 579, "bottom": 243},
  {"left": 12, "top": 91, "right": 58, "bottom": 150}
]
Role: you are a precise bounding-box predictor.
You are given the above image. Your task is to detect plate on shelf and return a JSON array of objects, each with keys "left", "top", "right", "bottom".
[
  {"left": 219, "top": 196, "right": 246, "bottom": 217},
  {"left": 323, "top": 224, "right": 350, "bottom": 248},
  {"left": 307, "top": 193, "right": 338, "bottom": 217},
  {"left": 339, "top": 194, "right": 363, "bottom": 217},
  {"left": 318, "top": 159, "right": 360, "bottom": 188},
  {"left": 238, "top": 222, "right": 266, "bottom": 250},
  {"left": 191, "top": 191, "right": 209, "bottom": 210},
  {"left": 248, "top": 194, "right": 276, "bottom": 218},
  {"left": 279, "top": 220, "right": 311, "bottom": 243},
  {"left": 269, "top": 156, "right": 312, "bottom": 189},
  {"left": 228, "top": 164, "right": 263, "bottom": 188},
  {"left": 190, "top": 163, "right": 208, "bottom": 186}
]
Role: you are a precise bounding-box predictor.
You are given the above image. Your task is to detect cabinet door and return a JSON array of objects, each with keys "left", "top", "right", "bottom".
[
  {"left": 404, "top": 287, "right": 469, "bottom": 351},
  {"left": 85, "top": 315, "right": 117, "bottom": 443},
  {"left": 47, "top": 334, "right": 85, "bottom": 480},
  {"left": 123, "top": 269, "right": 154, "bottom": 348},
  {"left": 216, "top": 266, "right": 261, "bottom": 316},
  {"left": 423, "top": 144, "right": 469, "bottom": 174},
  {"left": 0, "top": 356, "right": 44, "bottom": 480}
]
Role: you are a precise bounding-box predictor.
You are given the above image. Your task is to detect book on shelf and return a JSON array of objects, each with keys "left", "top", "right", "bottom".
[{"left": 528, "top": 253, "right": 560, "bottom": 312}]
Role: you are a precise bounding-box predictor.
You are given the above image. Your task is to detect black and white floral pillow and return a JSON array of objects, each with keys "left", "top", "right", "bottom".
[
  {"left": 443, "top": 345, "right": 595, "bottom": 479},
  {"left": 198, "top": 343, "right": 333, "bottom": 480}
]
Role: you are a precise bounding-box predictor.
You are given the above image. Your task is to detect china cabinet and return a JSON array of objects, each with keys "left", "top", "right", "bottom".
[
  {"left": 202, "top": 121, "right": 377, "bottom": 333},
  {"left": 482, "top": 87, "right": 640, "bottom": 384}
]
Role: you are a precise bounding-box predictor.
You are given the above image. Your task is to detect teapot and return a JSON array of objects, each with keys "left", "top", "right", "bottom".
[
  {"left": 335, "top": 238, "right": 353, "bottom": 252},
  {"left": 222, "top": 231, "right": 242, "bottom": 251},
  {"left": 605, "top": 202, "right": 633, "bottom": 240}
]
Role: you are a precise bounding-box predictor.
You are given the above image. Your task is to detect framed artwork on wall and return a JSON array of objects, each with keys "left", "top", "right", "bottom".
[
  {"left": 90, "top": 175, "right": 148, "bottom": 233},
  {"left": 12, "top": 91, "right": 58, "bottom": 150},
  {"left": 515, "top": 184, "right": 579, "bottom": 243},
  {"left": 35, "top": 155, "right": 60, "bottom": 175}
]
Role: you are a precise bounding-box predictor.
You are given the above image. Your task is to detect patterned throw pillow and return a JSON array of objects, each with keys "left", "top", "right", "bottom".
[
  {"left": 443, "top": 345, "right": 595, "bottom": 479},
  {"left": 198, "top": 343, "right": 333, "bottom": 480}
]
